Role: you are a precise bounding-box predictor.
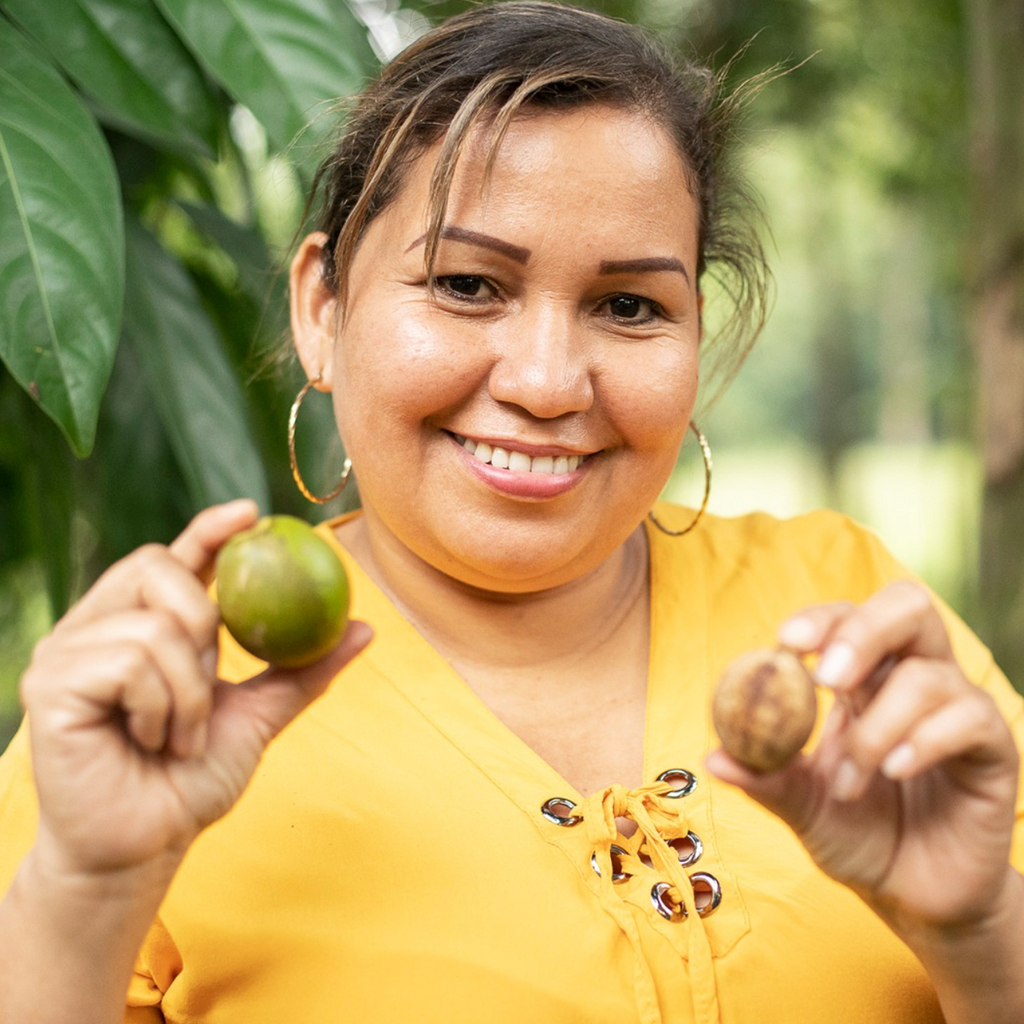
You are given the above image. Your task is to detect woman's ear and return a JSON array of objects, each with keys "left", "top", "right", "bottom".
[{"left": 290, "top": 232, "right": 339, "bottom": 387}]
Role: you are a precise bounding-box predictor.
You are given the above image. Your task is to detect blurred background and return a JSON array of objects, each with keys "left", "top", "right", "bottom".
[{"left": 1, "top": 0, "right": 1022, "bottom": 753}]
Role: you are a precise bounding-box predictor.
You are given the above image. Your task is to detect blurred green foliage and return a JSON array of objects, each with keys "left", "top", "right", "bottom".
[{"left": 0, "top": 0, "right": 374, "bottom": 747}]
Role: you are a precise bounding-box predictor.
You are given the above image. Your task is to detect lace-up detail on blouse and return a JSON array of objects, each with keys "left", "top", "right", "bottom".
[{"left": 542, "top": 775, "right": 722, "bottom": 1023}]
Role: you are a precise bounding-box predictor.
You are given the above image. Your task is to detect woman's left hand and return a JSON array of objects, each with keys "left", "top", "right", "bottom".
[{"left": 707, "top": 580, "right": 1020, "bottom": 932}]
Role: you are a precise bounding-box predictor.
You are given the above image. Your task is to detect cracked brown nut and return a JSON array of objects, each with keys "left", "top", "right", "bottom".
[{"left": 712, "top": 648, "right": 817, "bottom": 773}]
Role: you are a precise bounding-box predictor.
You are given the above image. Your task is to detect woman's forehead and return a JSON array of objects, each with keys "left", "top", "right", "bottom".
[{"left": 396, "top": 105, "right": 696, "bottom": 233}]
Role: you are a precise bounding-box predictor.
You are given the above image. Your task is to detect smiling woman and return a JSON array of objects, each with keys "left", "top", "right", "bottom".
[
  {"left": 292, "top": 103, "right": 702, "bottom": 593},
  {"left": 1, "top": 4, "right": 1024, "bottom": 1024}
]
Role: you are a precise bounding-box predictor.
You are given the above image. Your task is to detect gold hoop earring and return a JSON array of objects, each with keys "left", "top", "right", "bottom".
[
  {"left": 648, "top": 423, "right": 712, "bottom": 537},
  {"left": 288, "top": 374, "right": 352, "bottom": 504}
]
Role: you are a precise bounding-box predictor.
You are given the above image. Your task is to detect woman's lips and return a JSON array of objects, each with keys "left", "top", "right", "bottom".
[{"left": 450, "top": 432, "right": 594, "bottom": 499}]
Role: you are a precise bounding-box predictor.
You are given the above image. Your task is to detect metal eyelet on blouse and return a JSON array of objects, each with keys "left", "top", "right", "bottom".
[
  {"left": 541, "top": 797, "right": 582, "bottom": 826},
  {"left": 669, "top": 830, "right": 703, "bottom": 867},
  {"left": 656, "top": 768, "right": 697, "bottom": 798},
  {"left": 651, "top": 881, "right": 687, "bottom": 921},
  {"left": 591, "top": 844, "right": 629, "bottom": 883},
  {"left": 690, "top": 872, "right": 723, "bottom": 917}
]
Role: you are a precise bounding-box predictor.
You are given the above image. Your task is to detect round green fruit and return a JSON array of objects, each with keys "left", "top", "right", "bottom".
[{"left": 216, "top": 515, "right": 350, "bottom": 668}]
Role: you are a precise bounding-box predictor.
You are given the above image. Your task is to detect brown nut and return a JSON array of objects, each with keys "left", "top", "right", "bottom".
[{"left": 712, "top": 648, "right": 817, "bottom": 773}]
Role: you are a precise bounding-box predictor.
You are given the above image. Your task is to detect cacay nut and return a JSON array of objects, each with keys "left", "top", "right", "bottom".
[{"left": 712, "top": 648, "right": 817, "bottom": 773}]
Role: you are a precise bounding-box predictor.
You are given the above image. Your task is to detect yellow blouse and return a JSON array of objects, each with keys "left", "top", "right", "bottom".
[{"left": 2, "top": 505, "right": 1022, "bottom": 1024}]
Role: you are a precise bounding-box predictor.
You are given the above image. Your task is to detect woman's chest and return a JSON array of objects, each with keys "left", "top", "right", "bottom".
[{"left": 154, "top": 676, "right": 942, "bottom": 1024}]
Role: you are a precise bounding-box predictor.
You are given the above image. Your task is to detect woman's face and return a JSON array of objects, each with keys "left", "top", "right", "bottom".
[{"left": 295, "top": 103, "right": 703, "bottom": 593}]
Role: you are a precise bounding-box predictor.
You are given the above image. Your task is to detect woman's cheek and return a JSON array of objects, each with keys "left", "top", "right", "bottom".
[
  {"left": 333, "top": 315, "right": 486, "bottom": 442},
  {"left": 603, "top": 346, "right": 698, "bottom": 451}
]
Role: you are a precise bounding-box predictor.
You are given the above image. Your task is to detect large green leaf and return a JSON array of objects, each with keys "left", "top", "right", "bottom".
[
  {"left": 90, "top": 340, "right": 193, "bottom": 563},
  {"left": 8, "top": 377, "right": 78, "bottom": 617},
  {"left": 152, "top": 0, "right": 375, "bottom": 174},
  {"left": 2, "top": 0, "right": 221, "bottom": 158},
  {"left": 176, "top": 199, "right": 286, "bottom": 317},
  {"left": 0, "top": 19, "right": 124, "bottom": 456},
  {"left": 122, "top": 217, "right": 271, "bottom": 512}
]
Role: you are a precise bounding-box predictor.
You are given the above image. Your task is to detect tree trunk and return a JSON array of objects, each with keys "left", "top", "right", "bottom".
[{"left": 966, "top": 0, "right": 1024, "bottom": 689}]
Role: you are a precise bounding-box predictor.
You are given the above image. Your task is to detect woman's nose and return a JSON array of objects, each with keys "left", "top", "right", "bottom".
[{"left": 486, "top": 307, "right": 595, "bottom": 418}]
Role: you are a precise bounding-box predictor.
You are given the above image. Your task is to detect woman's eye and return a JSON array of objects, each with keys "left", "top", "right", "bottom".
[
  {"left": 435, "top": 275, "right": 491, "bottom": 299},
  {"left": 606, "top": 294, "right": 658, "bottom": 322}
]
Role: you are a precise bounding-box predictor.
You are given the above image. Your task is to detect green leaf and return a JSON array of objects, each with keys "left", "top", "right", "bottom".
[
  {"left": 91, "top": 340, "right": 193, "bottom": 563},
  {"left": 9, "top": 379, "right": 78, "bottom": 617},
  {"left": 122, "top": 216, "right": 271, "bottom": 512},
  {"left": 175, "top": 199, "right": 286, "bottom": 316},
  {"left": 152, "top": 0, "right": 376, "bottom": 173},
  {"left": 0, "top": 18, "right": 124, "bottom": 456},
  {"left": 2, "top": 0, "right": 222, "bottom": 158}
]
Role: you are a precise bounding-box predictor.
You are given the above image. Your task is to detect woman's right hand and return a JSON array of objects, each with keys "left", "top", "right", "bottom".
[{"left": 19, "top": 500, "right": 372, "bottom": 883}]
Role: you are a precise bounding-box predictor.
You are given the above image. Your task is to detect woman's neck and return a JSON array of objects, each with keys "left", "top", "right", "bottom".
[{"left": 335, "top": 511, "right": 650, "bottom": 678}]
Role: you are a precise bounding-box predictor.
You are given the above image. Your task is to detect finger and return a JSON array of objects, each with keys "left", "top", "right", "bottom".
[
  {"left": 214, "top": 620, "right": 374, "bottom": 750},
  {"left": 806, "top": 581, "right": 953, "bottom": 693},
  {"left": 830, "top": 657, "right": 961, "bottom": 801},
  {"left": 706, "top": 748, "right": 823, "bottom": 836},
  {"left": 836, "top": 654, "right": 899, "bottom": 717},
  {"left": 777, "top": 601, "right": 855, "bottom": 654},
  {"left": 778, "top": 603, "right": 895, "bottom": 716},
  {"left": 139, "top": 568, "right": 221, "bottom": 653},
  {"left": 24, "top": 643, "right": 173, "bottom": 754},
  {"left": 60, "top": 548, "right": 221, "bottom": 651},
  {"left": 878, "top": 692, "right": 1016, "bottom": 788},
  {"left": 169, "top": 499, "right": 260, "bottom": 578},
  {"left": 54, "top": 610, "right": 216, "bottom": 759},
  {"left": 807, "top": 696, "right": 852, "bottom": 771}
]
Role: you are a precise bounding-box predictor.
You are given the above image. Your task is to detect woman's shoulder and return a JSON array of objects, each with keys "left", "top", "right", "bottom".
[
  {"left": 650, "top": 501, "right": 1007, "bottom": 698},
  {"left": 651, "top": 501, "right": 906, "bottom": 598}
]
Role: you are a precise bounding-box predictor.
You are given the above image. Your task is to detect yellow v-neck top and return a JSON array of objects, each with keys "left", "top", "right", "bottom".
[{"left": 2, "top": 505, "right": 1023, "bottom": 1023}]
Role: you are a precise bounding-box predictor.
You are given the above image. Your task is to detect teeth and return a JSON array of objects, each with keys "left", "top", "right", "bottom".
[{"left": 457, "top": 435, "right": 587, "bottom": 475}]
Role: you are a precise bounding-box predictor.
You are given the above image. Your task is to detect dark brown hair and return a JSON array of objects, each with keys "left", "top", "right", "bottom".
[{"left": 308, "top": 1, "right": 772, "bottom": 393}]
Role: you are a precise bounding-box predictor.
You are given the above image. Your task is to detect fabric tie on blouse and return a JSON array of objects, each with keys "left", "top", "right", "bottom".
[{"left": 575, "top": 780, "right": 721, "bottom": 1024}]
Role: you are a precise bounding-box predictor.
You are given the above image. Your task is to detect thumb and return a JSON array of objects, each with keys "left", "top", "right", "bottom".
[
  {"left": 216, "top": 620, "right": 374, "bottom": 748},
  {"left": 706, "top": 748, "right": 822, "bottom": 837}
]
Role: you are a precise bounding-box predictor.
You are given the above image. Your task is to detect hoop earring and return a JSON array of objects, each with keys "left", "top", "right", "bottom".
[
  {"left": 648, "top": 423, "right": 712, "bottom": 537},
  {"left": 288, "top": 373, "right": 352, "bottom": 504}
]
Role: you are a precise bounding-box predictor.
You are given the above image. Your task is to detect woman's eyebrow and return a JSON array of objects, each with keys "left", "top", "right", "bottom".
[
  {"left": 405, "top": 226, "right": 531, "bottom": 264},
  {"left": 599, "top": 257, "right": 690, "bottom": 284}
]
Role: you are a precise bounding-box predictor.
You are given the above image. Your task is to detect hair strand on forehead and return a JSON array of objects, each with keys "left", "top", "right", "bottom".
[{"left": 303, "top": 0, "right": 780, "bottom": 395}]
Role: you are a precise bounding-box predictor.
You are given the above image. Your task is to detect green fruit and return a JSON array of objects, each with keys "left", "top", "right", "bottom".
[{"left": 216, "top": 515, "right": 350, "bottom": 668}]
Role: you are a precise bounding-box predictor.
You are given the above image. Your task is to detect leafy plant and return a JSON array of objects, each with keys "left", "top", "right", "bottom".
[{"left": 0, "top": 0, "right": 378, "bottom": 626}]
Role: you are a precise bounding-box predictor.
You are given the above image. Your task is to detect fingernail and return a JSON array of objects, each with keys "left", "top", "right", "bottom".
[
  {"left": 816, "top": 642, "right": 856, "bottom": 688},
  {"left": 882, "top": 742, "right": 915, "bottom": 779},
  {"left": 832, "top": 758, "right": 860, "bottom": 801},
  {"left": 778, "top": 617, "right": 817, "bottom": 648}
]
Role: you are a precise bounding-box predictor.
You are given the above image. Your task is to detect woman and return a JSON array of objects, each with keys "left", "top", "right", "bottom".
[{"left": 1, "top": 4, "right": 1022, "bottom": 1022}]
